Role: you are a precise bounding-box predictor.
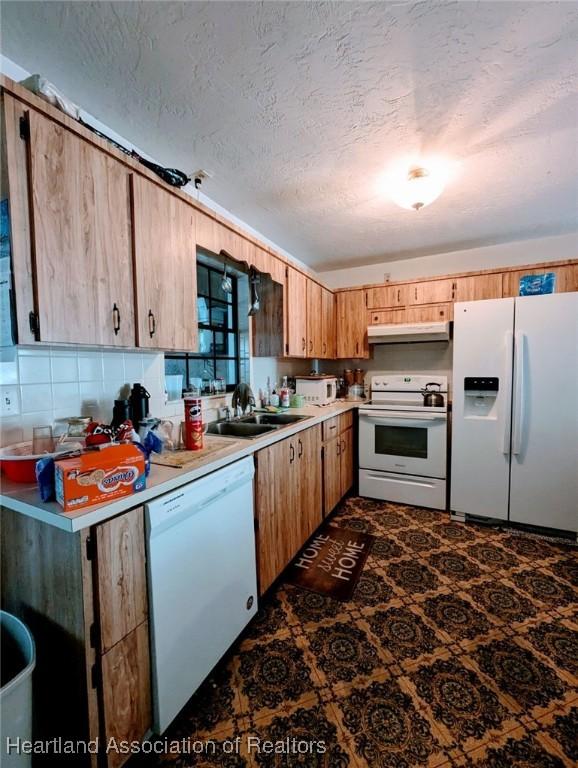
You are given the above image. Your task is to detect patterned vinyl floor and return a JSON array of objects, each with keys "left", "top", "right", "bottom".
[{"left": 137, "top": 497, "right": 578, "bottom": 768}]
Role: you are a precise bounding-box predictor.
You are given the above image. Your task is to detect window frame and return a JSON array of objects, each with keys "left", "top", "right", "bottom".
[{"left": 165, "top": 262, "right": 241, "bottom": 393}]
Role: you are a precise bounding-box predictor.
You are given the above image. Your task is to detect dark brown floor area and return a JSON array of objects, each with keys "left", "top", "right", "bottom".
[{"left": 136, "top": 497, "right": 578, "bottom": 767}]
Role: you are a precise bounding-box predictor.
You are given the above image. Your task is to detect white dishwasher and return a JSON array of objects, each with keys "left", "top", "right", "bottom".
[{"left": 146, "top": 456, "right": 257, "bottom": 733}]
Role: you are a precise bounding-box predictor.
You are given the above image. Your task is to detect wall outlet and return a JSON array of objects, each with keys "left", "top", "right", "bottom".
[{"left": 1, "top": 387, "right": 19, "bottom": 416}]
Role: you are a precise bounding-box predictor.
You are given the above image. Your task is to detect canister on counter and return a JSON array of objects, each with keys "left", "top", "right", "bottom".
[{"left": 184, "top": 397, "right": 204, "bottom": 450}]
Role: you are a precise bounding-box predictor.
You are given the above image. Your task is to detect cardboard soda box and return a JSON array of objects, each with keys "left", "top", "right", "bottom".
[{"left": 55, "top": 444, "right": 146, "bottom": 512}]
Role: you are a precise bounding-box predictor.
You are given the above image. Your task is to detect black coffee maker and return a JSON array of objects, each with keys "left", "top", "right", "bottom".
[{"left": 129, "top": 383, "right": 151, "bottom": 425}]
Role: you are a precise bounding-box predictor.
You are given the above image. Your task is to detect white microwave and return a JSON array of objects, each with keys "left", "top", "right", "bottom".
[{"left": 295, "top": 376, "right": 338, "bottom": 405}]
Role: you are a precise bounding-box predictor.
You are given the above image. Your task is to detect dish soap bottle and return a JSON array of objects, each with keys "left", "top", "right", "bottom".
[{"left": 280, "top": 376, "right": 290, "bottom": 408}]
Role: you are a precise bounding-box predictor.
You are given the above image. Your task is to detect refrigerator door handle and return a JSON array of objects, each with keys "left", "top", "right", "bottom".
[
  {"left": 512, "top": 332, "right": 526, "bottom": 455},
  {"left": 501, "top": 330, "right": 514, "bottom": 454}
]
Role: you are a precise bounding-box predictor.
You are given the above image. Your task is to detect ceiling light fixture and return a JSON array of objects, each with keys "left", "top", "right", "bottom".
[{"left": 394, "top": 165, "right": 445, "bottom": 211}]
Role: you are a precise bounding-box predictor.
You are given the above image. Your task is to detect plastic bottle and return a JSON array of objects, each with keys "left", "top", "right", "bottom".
[
  {"left": 280, "top": 376, "right": 290, "bottom": 408},
  {"left": 270, "top": 381, "right": 280, "bottom": 407}
]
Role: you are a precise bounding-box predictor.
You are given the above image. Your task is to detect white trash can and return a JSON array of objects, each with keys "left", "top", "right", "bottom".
[{"left": 0, "top": 611, "right": 36, "bottom": 767}]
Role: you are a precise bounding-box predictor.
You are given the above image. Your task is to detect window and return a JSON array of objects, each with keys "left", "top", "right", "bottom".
[{"left": 165, "top": 261, "right": 241, "bottom": 394}]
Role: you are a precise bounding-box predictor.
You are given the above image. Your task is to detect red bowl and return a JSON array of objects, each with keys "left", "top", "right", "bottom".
[{"left": 0, "top": 457, "right": 38, "bottom": 483}]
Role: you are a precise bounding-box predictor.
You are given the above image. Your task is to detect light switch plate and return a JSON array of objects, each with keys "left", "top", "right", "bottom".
[{"left": 1, "top": 387, "right": 19, "bottom": 416}]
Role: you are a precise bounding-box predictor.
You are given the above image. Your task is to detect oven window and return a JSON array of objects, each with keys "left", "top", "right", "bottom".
[{"left": 375, "top": 425, "right": 428, "bottom": 459}]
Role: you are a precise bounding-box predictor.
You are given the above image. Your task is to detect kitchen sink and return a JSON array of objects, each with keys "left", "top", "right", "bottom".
[
  {"left": 206, "top": 422, "right": 278, "bottom": 438},
  {"left": 206, "top": 412, "right": 312, "bottom": 439},
  {"left": 240, "top": 413, "right": 311, "bottom": 426}
]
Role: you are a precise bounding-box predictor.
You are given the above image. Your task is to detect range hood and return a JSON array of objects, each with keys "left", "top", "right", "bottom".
[{"left": 368, "top": 321, "right": 450, "bottom": 344}]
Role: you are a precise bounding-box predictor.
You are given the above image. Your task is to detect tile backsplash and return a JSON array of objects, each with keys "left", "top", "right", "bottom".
[
  {"left": 0, "top": 345, "right": 237, "bottom": 448},
  {"left": 0, "top": 346, "right": 166, "bottom": 447}
]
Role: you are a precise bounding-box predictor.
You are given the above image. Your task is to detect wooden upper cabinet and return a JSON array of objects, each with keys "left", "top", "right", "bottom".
[
  {"left": 306, "top": 279, "right": 323, "bottom": 358},
  {"left": 366, "top": 284, "right": 408, "bottom": 309},
  {"left": 321, "top": 288, "right": 336, "bottom": 359},
  {"left": 407, "top": 278, "right": 454, "bottom": 305},
  {"left": 252, "top": 275, "right": 284, "bottom": 357},
  {"left": 336, "top": 290, "right": 368, "bottom": 358},
  {"left": 286, "top": 266, "right": 308, "bottom": 357},
  {"left": 131, "top": 174, "right": 198, "bottom": 351},
  {"left": 502, "top": 264, "right": 578, "bottom": 297},
  {"left": 454, "top": 274, "right": 502, "bottom": 302},
  {"left": 195, "top": 210, "right": 219, "bottom": 254},
  {"left": 26, "top": 109, "right": 135, "bottom": 346}
]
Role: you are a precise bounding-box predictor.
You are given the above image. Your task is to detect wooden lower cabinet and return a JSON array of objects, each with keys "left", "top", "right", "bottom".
[
  {"left": 0, "top": 505, "right": 151, "bottom": 768},
  {"left": 101, "top": 621, "right": 151, "bottom": 768},
  {"left": 255, "top": 425, "right": 322, "bottom": 594},
  {"left": 322, "top": 413, "right": 354, "bottom": 516},
  {"left": 339, "top": 427, "right": 354, "bottom": 498},
  {"left": 323, "top": 436, "right": 342, "bottom": 516},
  {"left": 298, "top": 425, "right": 323, "bottom": 541}
]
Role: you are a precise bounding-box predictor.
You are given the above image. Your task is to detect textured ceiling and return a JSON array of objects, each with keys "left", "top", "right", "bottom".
[{"left": 2, "top": 1, "right": 578, "bottom": 270}]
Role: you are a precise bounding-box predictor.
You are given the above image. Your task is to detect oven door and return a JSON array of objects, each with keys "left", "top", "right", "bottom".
[{"left": 359, "top": 409, "right": 447, "bottom": 478}]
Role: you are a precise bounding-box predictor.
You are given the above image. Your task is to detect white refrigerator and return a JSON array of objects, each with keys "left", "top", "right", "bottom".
[{"left": 451, "top": 292, "right": 578, "bottom": 532}]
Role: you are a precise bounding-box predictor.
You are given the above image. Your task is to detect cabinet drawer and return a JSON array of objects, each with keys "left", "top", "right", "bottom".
[
  {"left": 368, "top": 309, "right": 406, "bottom": 325},
  {"left": 323, "top": 416, "right": 340, "bottom": 441},
  {"left": 339, "top": 411, "right": 354, "bottom": 433},
  {"left": 405, "top": 303, "right": 453, "bottom": 323}
]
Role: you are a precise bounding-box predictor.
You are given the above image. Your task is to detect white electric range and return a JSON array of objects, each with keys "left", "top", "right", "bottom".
[{"left": 358, "top": 374, "right": 448, "bottom": 510}]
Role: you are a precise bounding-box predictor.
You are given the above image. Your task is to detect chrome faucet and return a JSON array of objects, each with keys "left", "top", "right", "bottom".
[{"left": 219, "top": 405, "right": 233, "bottom": 421}]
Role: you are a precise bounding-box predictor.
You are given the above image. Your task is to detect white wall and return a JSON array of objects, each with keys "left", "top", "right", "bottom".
[
  {"left": 317, "top": 342, "right": 453, "bottom": 397},
  {"left": 319, "top": 233, "right": 578, "bottom": 289}
]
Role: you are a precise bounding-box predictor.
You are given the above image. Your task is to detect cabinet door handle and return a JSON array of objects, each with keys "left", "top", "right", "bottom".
[
  {"left": 341, "top": 439, "right": 346, "bottom": 453},
  {"left": 302, "top": 337, "right": 306, "bottom": 352},
  {"left": 148, "top": 310, "right": 156, "bottom": 338},
  {"left": 309, "top": 339, "right": 313, "bottom": 353},
  {"left": 289, "top": 443, "right": 295, "bottom": 464},
  {"left": 337, "top": 440, "right": 341, "bottom": 456},
  {"left": 323, "top": 342, "right": 326, "bottom": 354},
  {"left": 397, "top": 289, "right": 400, "bottom": 304},
  {"left": 298, "top": 439, "right": 303, "bottom": 458},
  {"left": 414, "top": 287, "right": 418, "bottom": 301},
  {"left": 112, "top": 303, "right": 121, "bottom": 335}
]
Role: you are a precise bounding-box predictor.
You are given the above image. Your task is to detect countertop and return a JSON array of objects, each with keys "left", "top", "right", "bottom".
[{"left": 0, "top": 402, "right": 358, "bottom": 532}]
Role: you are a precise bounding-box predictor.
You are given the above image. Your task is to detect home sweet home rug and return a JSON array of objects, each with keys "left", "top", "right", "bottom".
[{"left": 285, "top": 524, "right": 374, "bottom": 599}]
